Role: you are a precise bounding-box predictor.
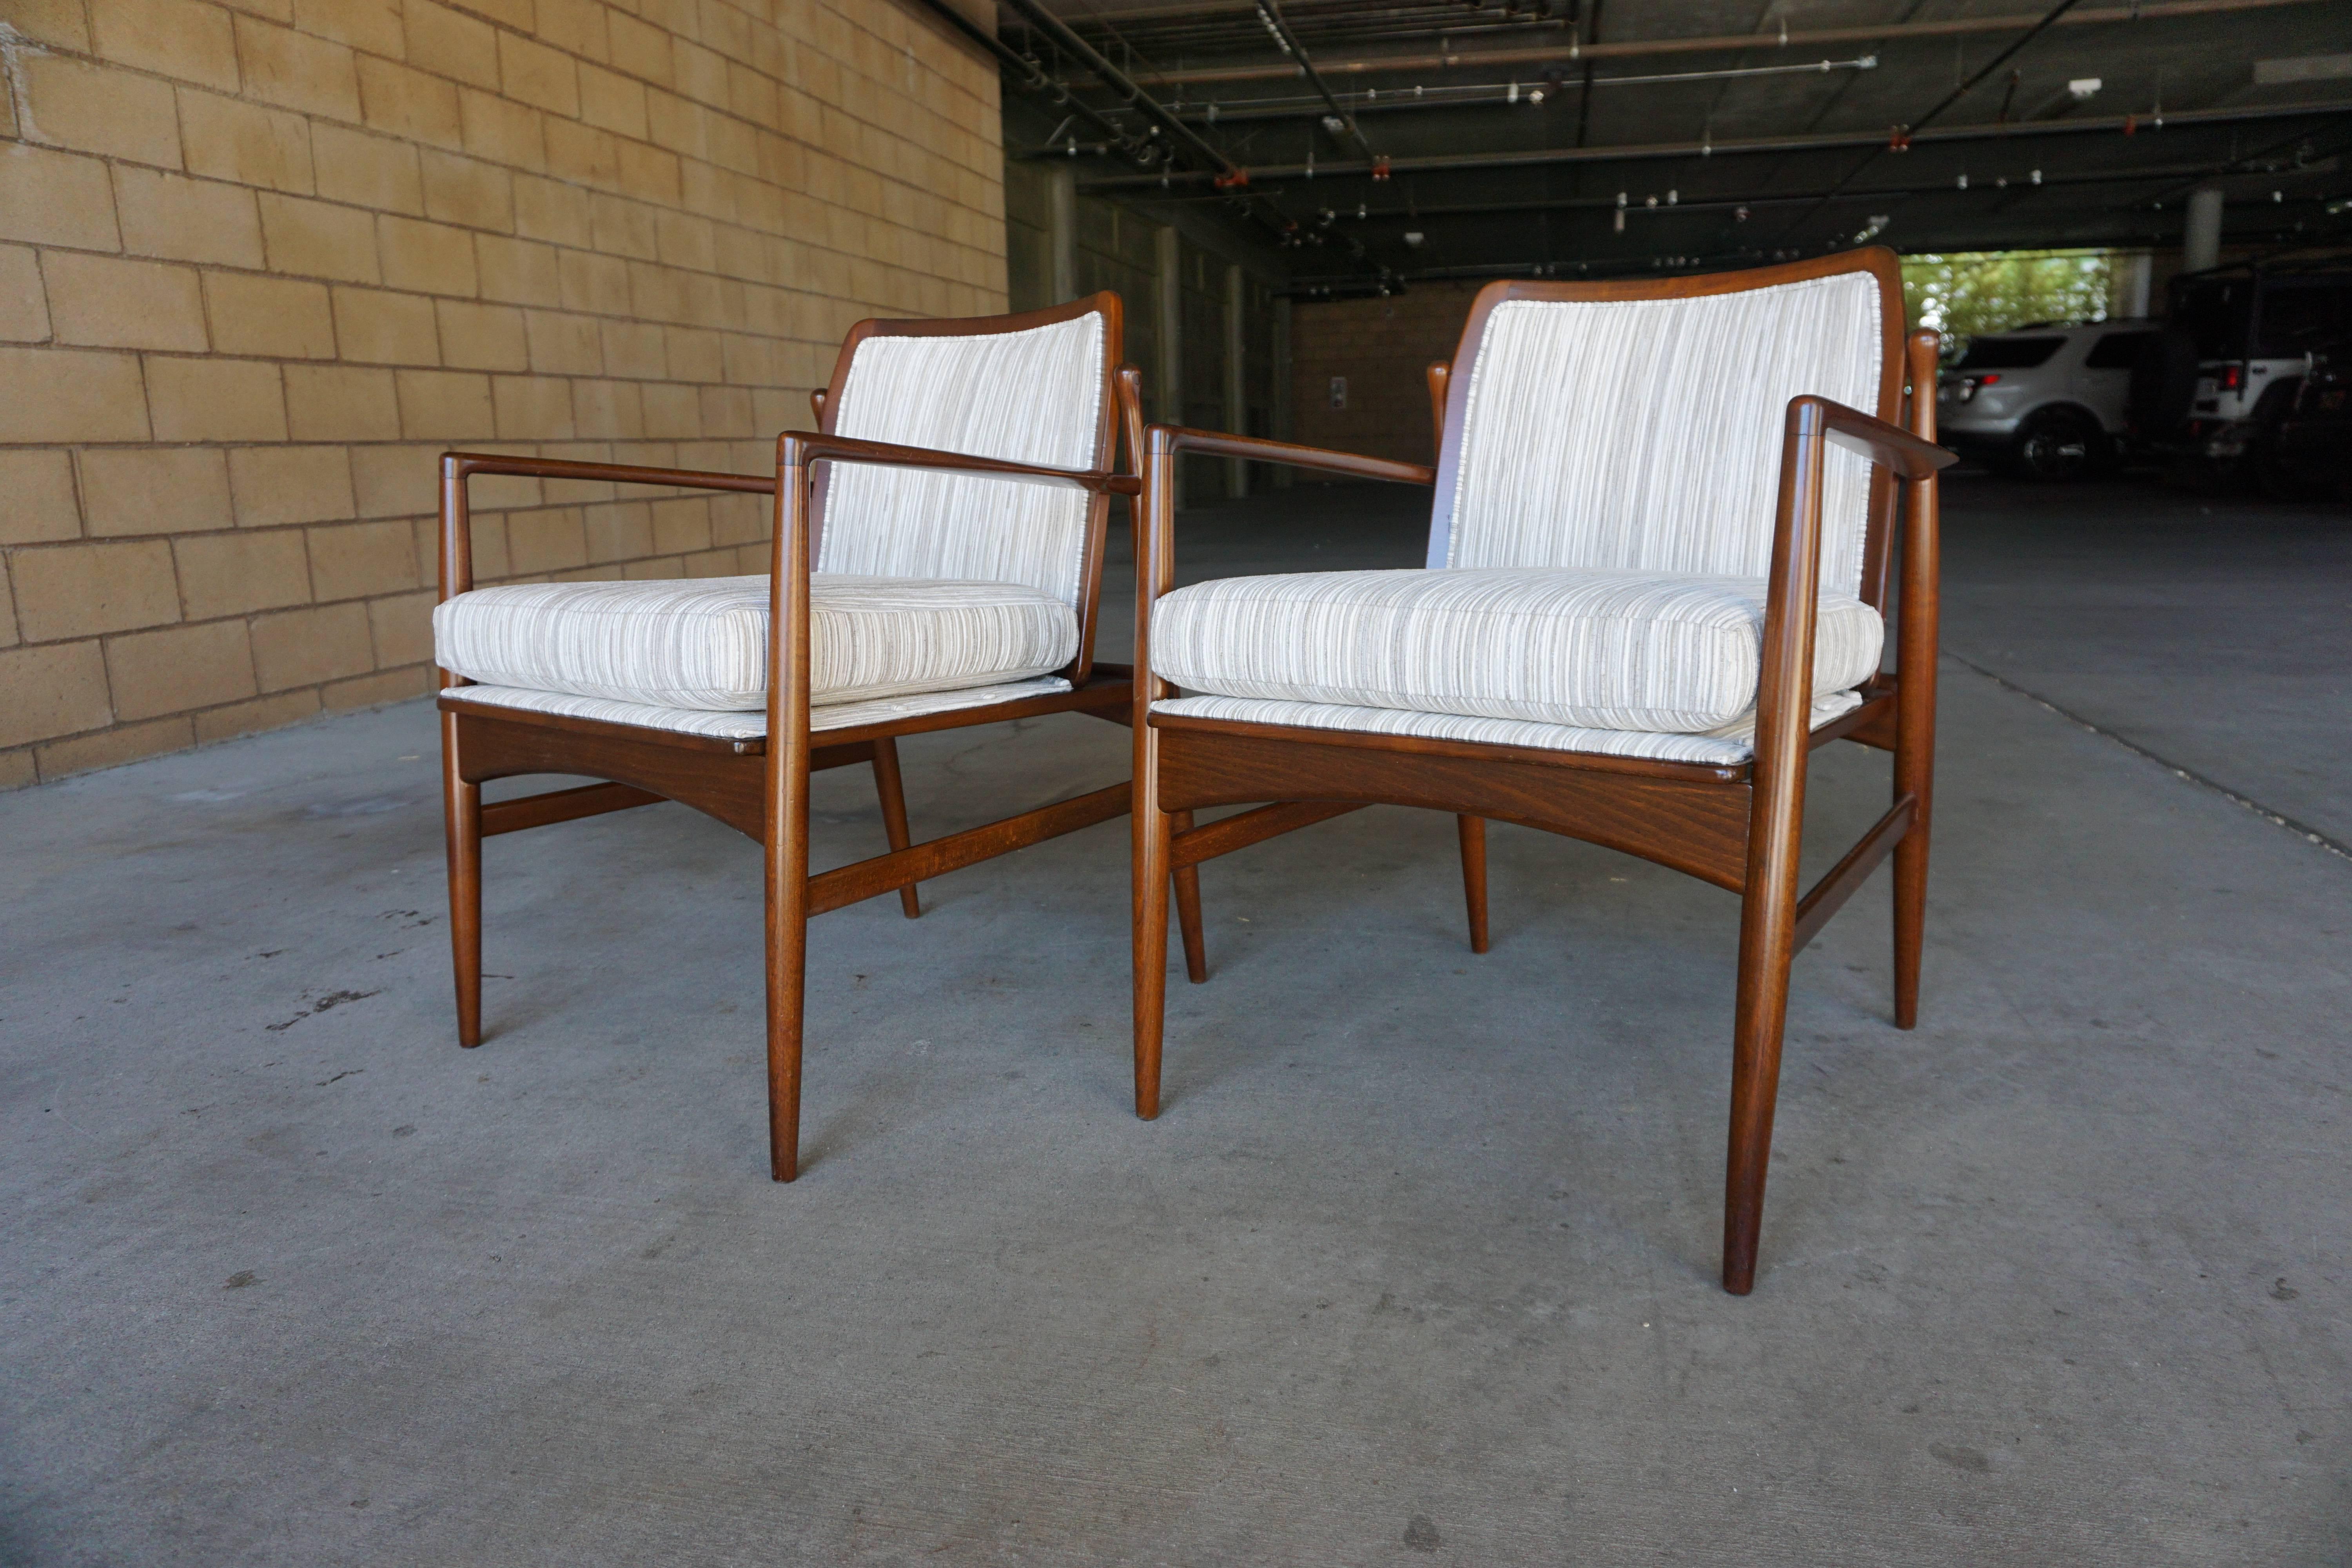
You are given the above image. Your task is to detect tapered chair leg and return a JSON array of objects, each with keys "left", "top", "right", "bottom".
[
  {"left": 869, "top": 737, "right": 921, "bottom": 919},
  {"left": 1722, "top": 884, "right": 1799, "bottom": 1296},
  {"left": 1171, "top": 810, "right": 1207, "bottom": 983},
  {"left": 1892, "top": 818, "right": 1929, "bottom": 1030},
  {"left": 1133, "top": 759, "right": 1173, "bottom": 1121},
  {"left": 766, "top": 776, "right": 812, "bottom": 1185},
  {"left": 1456, "top": 814, "right": 1489, "bottom": 954},
  {"left": 441, "top": 712, "right": 484, "bottom": 1049}
]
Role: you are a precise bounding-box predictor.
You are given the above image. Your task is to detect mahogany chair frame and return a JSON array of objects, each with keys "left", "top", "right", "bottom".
[
  {"left": 438, "top": 292, "right": 1180, "bottom": 1181},
  {"left": 1129, "top": 250, "right": 1957, "bottom": 1294}
]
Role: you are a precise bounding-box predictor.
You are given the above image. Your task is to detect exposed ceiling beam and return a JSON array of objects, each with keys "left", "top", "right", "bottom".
[
  {"left": 1091, "top": 0, "right": 2323, "bottom": 91},
  {"left": 1080, "top": 99, "right": 2352, "bottom": 189}
]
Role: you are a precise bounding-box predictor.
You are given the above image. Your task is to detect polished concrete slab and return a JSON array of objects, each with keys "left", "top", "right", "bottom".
[{"left": 3, "top": 475, "right": 2346, "bottom": 1565}]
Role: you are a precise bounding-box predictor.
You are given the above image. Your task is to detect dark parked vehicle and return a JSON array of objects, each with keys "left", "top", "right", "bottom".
[
  {"left": 2130, "top": 259, "right": 2352, "bottom": 478},
  {"left": 2257, "top": 333, "right": 2352, "bottom": 500}
]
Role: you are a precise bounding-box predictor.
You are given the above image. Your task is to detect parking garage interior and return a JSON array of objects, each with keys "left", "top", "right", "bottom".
[{"left": 3, "top": 2, "right": 2349, "bottom": 1562}]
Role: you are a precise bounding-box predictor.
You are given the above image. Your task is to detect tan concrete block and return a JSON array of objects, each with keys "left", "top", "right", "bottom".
[
  {"left": 0, "top": 641, "right": 112, "bottom": 748},
  {"left": 490, "top": 374, "right": 573, "bottom": 439},
  {"left": 577, "top": 61, "right": 647, "bottom": 139},
  {"left": 457, "top": 87, "right": 545, "bottom": 172},
  {"left": 36, "top": 713, "right": 196, "bottom": 777},
  {"left": 475, "top": 235, "right": 560, "bottom": 307},
  {"left": 78, "top": 447, "right": 234, "bottom": 536},
  {"left": 499, "top": 32, "right": 579, "bottom": 117},
  {"left": 347, "top": 443, "right": 438, "bottom": 518},
  {"left": 640, "top": 381, "right": 697, "bottom": 439},
  {"left": 0, "top": 146, "right": 119, "bottom": 251},
  {"left": 698, "top": 384, "right": 751, "bottom": 439},
  {"left": 606, "top": 11, "right": 671, "bottom": 86},
  {"left": 395, "top": 367, "right": 492, "bottom": 439},
  {"left": 588, "top": 194, "right": 657, "bottom": 261},
  {"left": 15, "top": 539, "right": 180, "bottom": 640},
  {"left": 544, "top": 119, "right": 621, "bottom": 191},
  {"left": 613, "top": 139, "right": 679, "bottom": 208},
  {"left": 558, "top": 250, "right": 630, "bottom": 315},
  {"left": 680, "top": 545, "right": 736, "bottom": 578},
  {"left": 583, "top": 499, "right": 652, "bottom": 562},
  {"left": 649, "top": 495, "right": 710, "bottom": 555},
  {"left": 521, "top": 309, "right": 598, "bottom": 374},
  {"left": 192, "top": 686, "right": 321, "bottom": 742},
  {"left": 597, "top": 319, "right": 663, "bottom": 379},
  {"left": 234, "top": 14, "right": 360, "bottom": 120},
  {"left": 174, "top": 526, "right": 310, "bottom": 618},
  {"left": 513, "top": 175, "right": 591, "bottom": 247},
  {"left": 90, "top": 0, "right": 240, "bottom": 91},
  {"left": 377, "top": 215, "right": 478, "bottom": 296},
  {"left": 708, "top": 490, "right": 763, "bottom": 546},
  {"left": 671, "top": 37, "right": 724, "bottom": 110},
  {"left": 433, "top": 299, "right": 526, "bottom": 372},
  {"left": 402, "top": 0, "right": 499, "bottom": 90},
  {"left": 283, "top": 363, "right": 400, "bottom": 440},
  {"left": 0, "top": 748, "right": 32, "bottom": 789},
  {"left": 180, "top": 88, "right": 314, "bottom": 194},
  {"left": 321, "top": 664, "right": 429, "bottom": 709},
  {"left": 258, "top": 193, "right": 381, "bottom": 285},
  {"left": 535, "top": 0, "right": 607, "bottom": 62},
  {"left": 654, "top": 210, "right": 716, "bottom": 272},
  {"left": 306, "top": 517, "right": 418, "bottom": 600},
  {"left": 570, "top": 378, "right": 643, "bottom": 439},
  {"left": 366, "top": 588, "right": 435, "bottom": 666},
  {"left": 249, "top": 599, "right": 371, "bottom": 689},
  {"left": 228, "top": 445, "right": 355, "bottom": 527},
  {"left": 145, "top": 355, "right": 286, "bottom": 441},
  {"left": 113, "top": 168, "right": 263, "bottom": 267},
  {"left": 0, "top": 347, "right": 149, "bottom": 443},
  {"left": 330, "top": 287, "right": 438, "bottom": 365},
  {"left": 42, "top": 253, "right": 207, "bottom": 352},
  {"left": 420, "top": 150, "right": 512, "bottom": 232},
  {"left": 356, "top": 56, "right": 463, "bottom": 149},
  {"left": 105, "top": 618, "right": 257, "bottom": 719},
  {"left": 205, "top": 270, "right": 337, "bottom": 359},
  {"left": 664, "top": 326, "right": 722, "bottom": 381},
  {"left": 0, "top": 245, "right": 48, "bottom": 342},
  {"left": 22, "top": 54, "right": 183, "bottom": 167},
  {"left": 291, "top": 0, "right": 401, "bottom": 56},
  {"left": 212, "top": 0, "right": 294, "bottom": 21},
  {"left": 0, "top": 451, "right": 83, "bottom": 544},
  {"left": 644, "top": 87, "right": 704, "bottom": 160},
  {"left": 505, "top": 506, "right": 586, "bottom": 573},
  {"left": 312, "top": 123, "right": 425, "bottom": 215},
  {"left": 1, "top": 0, "right": 91, "bottom": 50}
]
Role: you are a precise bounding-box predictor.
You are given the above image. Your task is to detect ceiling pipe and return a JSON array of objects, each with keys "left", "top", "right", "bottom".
[
  {"left": 907, "top": 0, "right": 1150, "bottom": 161},
  {"left": 994, "top": 0, "right": 1242, "bottom": 178},
  {"left": 1102, "top": 0, "right": 2322, "bottom": 91},
  {"left": 1081, "top": 98, "right": 2352, "bottom": 191},
  {"left": 1250, "top": 0, "right": 1382, "bottom": 166}
]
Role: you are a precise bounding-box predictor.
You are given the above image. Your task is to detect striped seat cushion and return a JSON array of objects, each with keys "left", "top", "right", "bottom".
[
  {"left": 434, "top": 573, "right": 1076, "bottom": 712},
  {"left": 1150, "top": 567, "right": 1881, "bottom": 734}
]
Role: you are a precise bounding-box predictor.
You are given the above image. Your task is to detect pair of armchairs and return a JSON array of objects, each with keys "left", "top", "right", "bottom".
[{"left": 432, "top": 248, "right": 1952, "bottom": 1293}]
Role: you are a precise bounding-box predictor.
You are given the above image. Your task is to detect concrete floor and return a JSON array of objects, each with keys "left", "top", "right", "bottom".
[{"left": 3, "top": 473, "right": 2347, "bottom": 1564}]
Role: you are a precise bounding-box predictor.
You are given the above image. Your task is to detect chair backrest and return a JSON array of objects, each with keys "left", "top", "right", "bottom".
[
  {"left": 1428, "top": 250, "right": 1902, "bottom": 599},
  {"left": 816, "top": 294, "right": 1119, "bottom": 609}
]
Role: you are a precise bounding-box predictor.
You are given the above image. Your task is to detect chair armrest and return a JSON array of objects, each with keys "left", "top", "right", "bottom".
[
  {"left": 778, "top": 430, "right": 1141, "bottom": 496},
  {"left": 1801, "top": 397, "right": 1955, "bottom": 481},
  {"left": 1146, "top": 424, "right": 1436, "bottom": 487}
]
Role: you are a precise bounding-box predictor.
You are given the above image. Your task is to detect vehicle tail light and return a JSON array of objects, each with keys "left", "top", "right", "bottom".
[
  {"left": 2216, "top": 363, "right": 2245, "bottom": 392},
  {"left": 1973, "top": 373, "right": 2001, "bottom": 387}
]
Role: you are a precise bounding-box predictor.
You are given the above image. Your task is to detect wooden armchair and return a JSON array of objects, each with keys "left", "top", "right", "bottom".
[
  {"left": 436, "top": 293, "right": 1149, "bottom": 1180},
  {"left": 1129, "top": 249, "right": 1955, "bottom": 1293}
]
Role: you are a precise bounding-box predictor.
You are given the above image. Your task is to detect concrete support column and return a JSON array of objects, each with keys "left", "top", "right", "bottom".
[
  {"left": 1223, "top": 262, "right": 1247, "bottom": 500},
  {"left": 1154, "top": 224, "right": 1183, "bottom": 508},
  {"left": 2110, "top": 250, "right": 2154, "bottom": 319},
  {"left": 1270, "top": 295, "right": 1293, "bottom": 489},
  {"left": 1047, "top": 163, "right": 1077, "bottom": 304},
  {"left": 2183, "top": 187, "right": 2224, "bottom": 274}
]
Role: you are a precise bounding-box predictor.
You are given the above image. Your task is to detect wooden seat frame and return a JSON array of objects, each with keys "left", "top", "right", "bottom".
[
  {"left": 436, "top": 293, "right": 1200, "bottom": 1180},
  {"left": 1129, "top": 250, "right": 1956, "bottom": 1294}
]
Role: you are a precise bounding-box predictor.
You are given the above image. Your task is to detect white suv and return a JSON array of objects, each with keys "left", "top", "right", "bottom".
[{"left": 1936, "top": 320, "right": 2157, "bottom": 479}]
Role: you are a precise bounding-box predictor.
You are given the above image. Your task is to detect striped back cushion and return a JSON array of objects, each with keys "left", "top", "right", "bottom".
[
  {"left": 1440, "top": 270, "right": 1883, "bottom": 595},
  {"left": 817, "top": 310, "right": 1108, "bottom": 607}
]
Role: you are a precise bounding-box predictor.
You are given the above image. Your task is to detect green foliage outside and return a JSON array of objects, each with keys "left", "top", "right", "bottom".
[{"left": 1902, "top": 250, "right": 2114, "bottom": 359}]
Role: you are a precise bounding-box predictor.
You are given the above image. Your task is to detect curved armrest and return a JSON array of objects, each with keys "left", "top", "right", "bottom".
[
  {"left": 777, "top": 430, "right": 1141, "bottom": 496},
  {"left": 1146, "top": 424, "right": 1436, "bottom": 487},
  {"left": 1800, "top": 397, "right": 1955, "bottom": 481}
]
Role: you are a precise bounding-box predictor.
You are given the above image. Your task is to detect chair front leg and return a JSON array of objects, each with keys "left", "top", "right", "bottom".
[
  {"left": 1134, "top": 736, "right": 1174, "bottom": 1119},
  {"left": 1172, "top": 810, "right": 1207, "bottom": 983},
  {"left": 1456, "top": 815, "right": 1489, "bottom": 954},
  {"left": 767, "top": 438, "right": 816, "bottom": 1181},
  {"left": 1724, "top": 797, "right": 1802, "bottom": 1297},
  {"left": 441, "top": 710, "right": 483, "bottom": 1048},
  {"left": 869, "top": 736, "right": 921, "bottom": 919}
]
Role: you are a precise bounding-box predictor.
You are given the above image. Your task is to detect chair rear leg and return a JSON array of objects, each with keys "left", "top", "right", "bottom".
[
  {"left": 869, "top": 737, "right": 921, "bottom": 919},
  {"left": 441, "top": 713, "right": 483, "bottom": 1048},
  {"left": 766, "top": 789, "right": 811, "bottom": 1184},
  {"left": 1893, "top": 818, "right": 1929, "bottom": 1030},
  {"left": 1457, "top": 815, "right": 1490, "bottom": 954},
  {"left": 1171, "top": 810, "right": 1207, "bottom": 983}
]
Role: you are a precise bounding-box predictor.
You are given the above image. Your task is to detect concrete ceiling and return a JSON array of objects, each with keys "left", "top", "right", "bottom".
[{"left": 985, "top": 0, "right": 2352, "bottom": 291}]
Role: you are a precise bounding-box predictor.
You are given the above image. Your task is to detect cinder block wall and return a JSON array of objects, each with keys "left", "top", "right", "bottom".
[
  {"left": 1288, "top": 281, "right": 1481, "bottom": 468},
  {"left": 0, "top": 0, "right": 1005, "bottom": 786}
]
